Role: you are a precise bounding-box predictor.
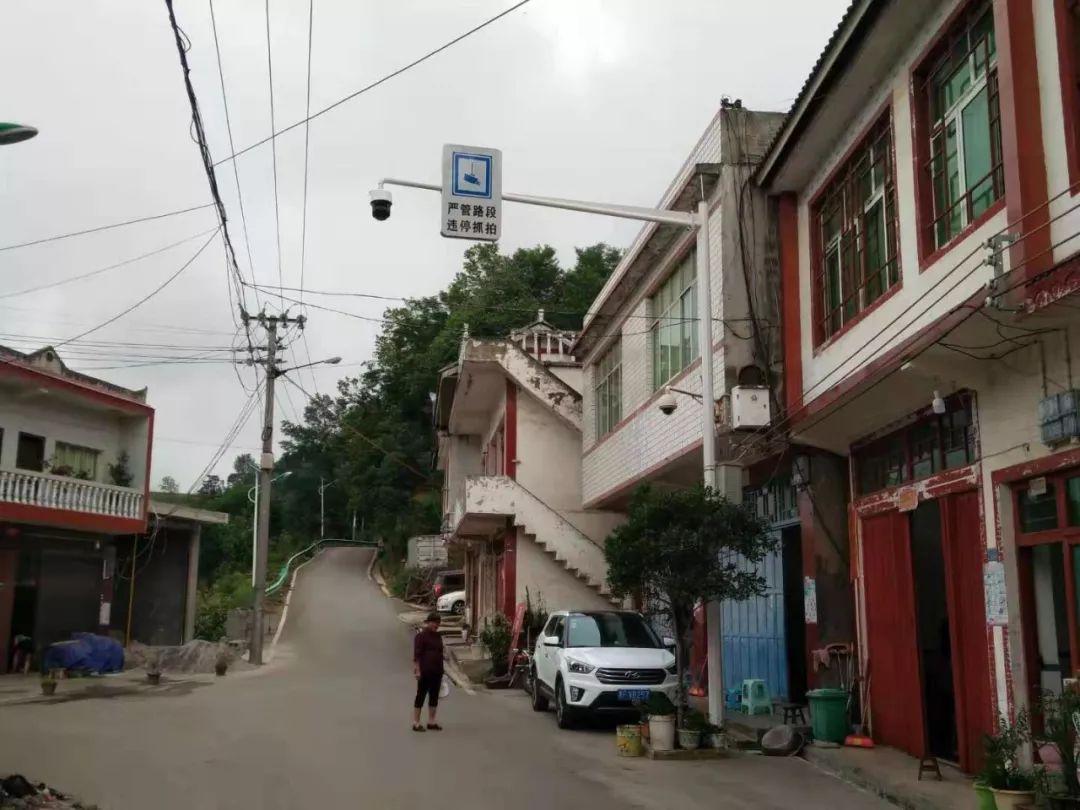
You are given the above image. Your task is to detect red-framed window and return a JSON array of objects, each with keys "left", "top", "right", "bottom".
[
  {"left": 1012, "top": 471, "right": 1080, "bottom": 693},
  {"left": 1054, "top": 0, "right": 1080, "bottom": 189},
  {"left": 811, "top": 112, "right": 900, "bottom": 345},
  {"left": 915, "top": 0, "right": 1004, "bottom": 254},
  {"left": 853, "top": 393, "right": 976, "bottom": 496}
]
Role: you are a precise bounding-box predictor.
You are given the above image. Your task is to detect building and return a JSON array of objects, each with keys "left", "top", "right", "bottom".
[
  {"left": 757, "top": 0, "right": 1080, "bottom": 772},
  {"left": 434, "top": 315, "right": 625, "bottom": 631},
  {"left": 575, "top": 105, "right": 842, "bottom": 714},
  {"left": 0, "top": 345, "right": 226, "bottom": 669}
]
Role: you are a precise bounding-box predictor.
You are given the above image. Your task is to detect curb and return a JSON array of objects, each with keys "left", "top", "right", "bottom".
[{"left": 267, "top": 548, "right": 321, "bottom": 663}]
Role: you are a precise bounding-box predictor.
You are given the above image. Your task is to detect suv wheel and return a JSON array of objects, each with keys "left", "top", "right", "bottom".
[
  {"left": 452, "top": 601, "right": 465, "bottom": 616},
  {"left": 554, "top": 678, "right": 576, "bottom": 729},
  {"left": 530, "top": 668, "right": 548, "bottom": 712}
]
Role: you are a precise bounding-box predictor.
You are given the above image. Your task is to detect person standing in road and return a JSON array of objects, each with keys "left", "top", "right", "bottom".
[{"left": 412, "top": 612, "right": 444, "bottom": 732}]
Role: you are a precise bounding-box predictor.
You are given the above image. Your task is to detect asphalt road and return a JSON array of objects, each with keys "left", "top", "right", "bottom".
[{"left": 0, "top": 547, "right": 890, "bottom": 809}]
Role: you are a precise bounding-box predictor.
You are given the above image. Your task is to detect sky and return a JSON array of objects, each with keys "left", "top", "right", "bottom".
[{"left": 0, "top": 0, "right": 848, "bottom": 489}]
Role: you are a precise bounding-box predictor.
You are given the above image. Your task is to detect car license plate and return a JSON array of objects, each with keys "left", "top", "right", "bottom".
[{"left": 618, "top": 689, "right": 651, "bottom": 702}]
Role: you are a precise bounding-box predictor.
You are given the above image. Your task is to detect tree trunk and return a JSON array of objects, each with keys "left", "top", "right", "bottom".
[{"left": 672, "top": 610, "right": 689, "bottom": 731}]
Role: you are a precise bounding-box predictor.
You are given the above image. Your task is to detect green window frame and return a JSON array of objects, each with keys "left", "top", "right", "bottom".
[
  {"left": 813, "top": 113, "right": 899, "bottom": 343},
  {"left": 925, "top": 0, "right": 1003, "bottom": 249},
  {"left": 650, "top": 253, "right": 699, "bottom": 391},
  {"left": 593, "top": 341, "right": 622, "bottom": 438}
]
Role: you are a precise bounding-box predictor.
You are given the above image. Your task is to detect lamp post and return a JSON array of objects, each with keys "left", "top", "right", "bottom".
[
  {"left": 248, "top": 470, "right": 292, "bottom": 586},
  {"left": 0, "top": 123, "right": 38, "bottom": 145},
  {"left": 318, "top": 478, "right": 337, "bottom": 540},
  {"left": 376, "top": 174, "right": 732, "bottom": 725}
]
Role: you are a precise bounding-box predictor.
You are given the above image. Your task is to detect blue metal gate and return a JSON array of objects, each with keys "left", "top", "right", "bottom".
[{"left": 720, "top": 530, "right": 789, "bottom": 702}]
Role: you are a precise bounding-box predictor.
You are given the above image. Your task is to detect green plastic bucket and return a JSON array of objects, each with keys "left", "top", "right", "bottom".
[
  {"left": 807, "top": 688, "right": 849, "bottom": 744},
  {"left": 973, "top": 782, "right": 996, "bottom": 810}
]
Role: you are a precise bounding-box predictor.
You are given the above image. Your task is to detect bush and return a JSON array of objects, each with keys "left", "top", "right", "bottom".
[
  {"left": 645, "top": 691, "right": 675, "bottom": 716},
  {"left": 194, "top": 571, "right": 254, "bottom": 641},
  {"left": 479, "top": 613, "right": 512, "bottom": 676}
]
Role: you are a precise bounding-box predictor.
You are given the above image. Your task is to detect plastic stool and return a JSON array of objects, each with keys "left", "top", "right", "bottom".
[
  {"left": 741, "top": 679, "right": 772, "bottom": 715},
  {"left": 725, "top": 688, "right": 742, "bottom": 710}
]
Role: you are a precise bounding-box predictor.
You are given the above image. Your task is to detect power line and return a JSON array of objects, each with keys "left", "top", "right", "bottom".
[
  {"left": 212, "top": 0, "right": 535, "bottom": 167},
  {"left": 264, "top": 0, "right": 284, "bottom": 304},
  {"left": 300, "top": 0, "right": 315, "bottom": 307},
  {"left": 0, "top": 227, "right": 220, "bottom": 301},
  {"left": 0, "top": 203, "right": 216, "bottom": 252},
  {"left": 53, "top": 229, "right": 220, "bottom": 348}
]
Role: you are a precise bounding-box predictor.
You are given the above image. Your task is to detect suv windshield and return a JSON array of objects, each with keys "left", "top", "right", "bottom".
[{"left": 565, "top": 612, "right": 661, "bottom": 649}]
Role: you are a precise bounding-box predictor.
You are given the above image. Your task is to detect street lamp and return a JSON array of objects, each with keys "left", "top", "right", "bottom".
[
  {"left": 374, "top": 170, "right": 727, "bottom": 724},
  {"left": 0, "top": 122, "right": 38, "bottom": 145},
  {"left": 277, "top": 356, "right": 342, "bottom": 375},
  {"left": 318, "top": 478, "right": 338, "bottom": 540},
  {"left": 248, "top": 469, "right": 292, "bottom": 586}
]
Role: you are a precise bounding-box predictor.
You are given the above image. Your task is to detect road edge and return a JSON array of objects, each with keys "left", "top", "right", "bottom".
[{"left": 267, "top": 548, "right": 323, "bottom": 663}]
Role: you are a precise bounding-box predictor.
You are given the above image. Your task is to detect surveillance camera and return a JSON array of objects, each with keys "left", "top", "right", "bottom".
[
  {"left": 657, "top": 389, "right": 677, "bottom": 416},
  {"left": 369, "top": 188, "right": 393, "bottom": 221}
]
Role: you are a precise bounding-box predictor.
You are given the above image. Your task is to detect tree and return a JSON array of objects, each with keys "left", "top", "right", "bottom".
[
  {"left": 159, "top": 476, "right": 179, "bottom": 493},
  {"left": 604, "top": 485, "right": 776, "bottom": 727},
  {"left": 198, "top": 475, "right": 224, "bottom": 497},
  {"left": 226, "top": 453, "right": 256, "bottom": 488}
]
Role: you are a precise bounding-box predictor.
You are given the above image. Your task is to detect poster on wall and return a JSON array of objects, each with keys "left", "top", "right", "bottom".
[
  {"left": 984, "top": 561, "right": 1008, "bottom": 626},
  {"left": 803, "top": 577, "right": 818, "bottom": 625}
]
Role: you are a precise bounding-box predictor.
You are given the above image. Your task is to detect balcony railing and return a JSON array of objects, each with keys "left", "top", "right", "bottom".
[{"left": 0, "top": 468, "right": 144, "bottom": 521}]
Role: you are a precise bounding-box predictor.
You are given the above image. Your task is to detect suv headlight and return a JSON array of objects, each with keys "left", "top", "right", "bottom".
[{"left": 566, "top": 658, "right": 595, "bottom": 675}]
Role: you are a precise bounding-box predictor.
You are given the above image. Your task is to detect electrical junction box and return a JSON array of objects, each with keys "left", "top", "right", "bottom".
[
  {"left": 731, "top": 386, "right": 772, "bottom": 430},
  {"left": 1039, "top": 390, "right": 1080, "bottom": 445}
]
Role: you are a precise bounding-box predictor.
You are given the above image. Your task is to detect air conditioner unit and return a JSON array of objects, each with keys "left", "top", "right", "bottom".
[
  {"left": 731, "top": 385, "right": 772, "bottom": 430},
  {"left": 1039, "top": 389, "right": 1080, "bottom": 445}
]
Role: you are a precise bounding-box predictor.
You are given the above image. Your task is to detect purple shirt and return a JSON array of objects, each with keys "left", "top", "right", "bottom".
[{"left": 413, "top": 628, "right": 444, "bottom": 676}]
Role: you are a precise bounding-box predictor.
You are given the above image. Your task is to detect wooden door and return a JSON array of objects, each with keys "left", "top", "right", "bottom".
[
  {"left": 940, "top": 490, "right": 993, "bottom": 772},
  {"left": 862, "top": 510, "right": 927, "bottom": 756}
]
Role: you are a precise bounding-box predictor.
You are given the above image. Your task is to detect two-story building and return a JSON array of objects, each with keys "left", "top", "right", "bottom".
[
  {"left": 758, "top": 0, "right": 1080, "bottom": 772},
  {"left": 434, "top": 315, "right": 624, "bottom": 632},
  {"left": 0, "top": 344, "right": 153, "bottom": 669},
  {"left": 575, "top": 105, "right": 851, "bottom": 717}
]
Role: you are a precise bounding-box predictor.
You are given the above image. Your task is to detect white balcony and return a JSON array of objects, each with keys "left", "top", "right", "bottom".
[{"left": 0, "top": 468, "right": 144, "bottom": 522}]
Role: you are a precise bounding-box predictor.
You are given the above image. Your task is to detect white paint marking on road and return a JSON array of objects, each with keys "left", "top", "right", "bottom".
[{"left": 267, "top": 550, "right": 322, "bottom": 663}]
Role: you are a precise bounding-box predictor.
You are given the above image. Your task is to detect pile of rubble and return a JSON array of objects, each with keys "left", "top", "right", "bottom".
[
  {"left": 0, "top": 775, "right": 98, "bottom": 809},
  {"left": 126, "top": 640, "right": 249, "bottom": 674}
]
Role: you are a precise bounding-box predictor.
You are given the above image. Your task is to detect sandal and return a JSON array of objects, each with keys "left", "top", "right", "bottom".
[
  {"left": 427, "top": 723, "right": 443, "bottom": 731},
  {"left": 412, "top": 724, "right": 426, "bottom": 732}
]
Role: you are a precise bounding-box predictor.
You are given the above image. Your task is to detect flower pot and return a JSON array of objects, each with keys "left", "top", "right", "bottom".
[
  {"left": 40, "top": 681, "right": 57, "bottom": 697},
  {"left": 973, "top": 781, "right": 995, "bottom": 810},
  {"left": 990, "top": 787, "right": 1036, "bottom": 810},
  {"left": 639, "top": 721, "right": 650, "bottom": 744},
  {"left": 708, "top": 731, "right": 729, "bottom": 751},
  {"left": 1040, "top": 741, "right": 1065, "bottom": 772},
  {"left": 648, "top": 714, "right": 675, "bottom": 752},
  {"left": 147, "top": 672, "right": 161, "bottom": 685},
  {"left": 616, "top": 724, "right": 644, "bottom": 757},
  {"left": 215, "top": 663, "right": 228, "bottom": 677},
  {"left": 677, "top": 728, "right": 701, "bottom": 750}
]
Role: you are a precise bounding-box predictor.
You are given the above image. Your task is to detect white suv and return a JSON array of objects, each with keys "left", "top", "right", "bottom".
[{"left": 530, "top": 609, "right": 678, "bottom": 729}]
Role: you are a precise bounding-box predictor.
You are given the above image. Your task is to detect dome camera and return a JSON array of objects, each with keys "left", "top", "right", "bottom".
[
  {"left": 369, "top": 188, "right": 393, "bottom": 221},
  {"left": 657, "top": 388, "right": 678, "bottom": 416}
]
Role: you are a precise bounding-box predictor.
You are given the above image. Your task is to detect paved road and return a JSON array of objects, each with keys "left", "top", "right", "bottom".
[{"left": 0, "top": 548, "right": 889, "bottom": 809}]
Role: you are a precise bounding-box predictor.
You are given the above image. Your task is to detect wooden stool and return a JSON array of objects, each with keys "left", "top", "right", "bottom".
[
  {"left": 917, "top": 757, "right": 942, "bottom": 781},
  {"left": 781, "top": 703, "right": 807, "bottom": 725}
]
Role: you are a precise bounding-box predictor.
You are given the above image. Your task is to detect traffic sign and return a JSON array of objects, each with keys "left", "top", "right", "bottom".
[{"left": 441, "top": 144, "right": 502, "bottom": 241}]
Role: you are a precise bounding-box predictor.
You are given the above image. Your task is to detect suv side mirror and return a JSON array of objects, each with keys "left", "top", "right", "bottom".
[
  {"left": 662, "top": 637, "right": 676, "bottom": 649},
  {"left": 543, "top": 635, "right": 561, "bottom": 647}
]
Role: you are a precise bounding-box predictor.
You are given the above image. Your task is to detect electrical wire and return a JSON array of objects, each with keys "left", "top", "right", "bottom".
[
  {"left": 52, "top": 229, "right": 220, "bottom": 349},
  {"left": 212, "top": 0, "right": 535, "bottom": 168},
  {"left": 0, "top": 203, "right": 216, "bottom": 253},
  {"left": 264, "top": 0, "right": 284, "bottom": 304},
  {"left": 0, "top": 227, "right": 221, "bottom": 301},
  {"left": 297, "top": 0, "right": 320, "bottom": 398}
]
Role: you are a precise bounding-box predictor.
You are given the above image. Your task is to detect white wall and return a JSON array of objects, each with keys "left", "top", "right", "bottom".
[
  {"left": 795, "top": 0, "right": 1005, "bottom": 408},
  {"left": 515, "top": 389, "right": 582, "bottom": 513},
  {"left": 515, "top": 528, "right": 612, "bottom": 613},
  {"left": 443, "top": 434, "right": 482, "bottom": 525},
  {"left": 0, "top": 395, "right": 141, "bottom": 486}
]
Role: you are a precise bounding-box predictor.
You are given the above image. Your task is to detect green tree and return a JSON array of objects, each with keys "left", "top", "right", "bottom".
[
  {"left": 158, "top": 475, "right": 179, "bottom": 493},
  {"left": 604, "top": 485, "right": 776, "bottom": 726}
]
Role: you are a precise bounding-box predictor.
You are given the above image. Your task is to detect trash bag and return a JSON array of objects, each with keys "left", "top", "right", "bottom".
[
  {"left": 439, "top": 676, "right": 450, "bottom": 699},
  {"left": 2, "top": 775, "right": 38, "bottom": 798}
]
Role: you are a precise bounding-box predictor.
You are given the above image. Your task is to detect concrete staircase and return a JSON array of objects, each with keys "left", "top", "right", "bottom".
[{"left": 461, "top": 475, "right": 619, "bottom": 604}]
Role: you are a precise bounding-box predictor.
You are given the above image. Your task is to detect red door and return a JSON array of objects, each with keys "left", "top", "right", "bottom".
[
  {"left": 940, "top": 491, "right": 993, "bottom": 772},
  {"left": 862, "top": 510, "right": 926, "bottom": 756}
]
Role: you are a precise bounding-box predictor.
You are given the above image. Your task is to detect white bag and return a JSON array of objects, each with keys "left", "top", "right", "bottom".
[{"left": 439, "top": 676, "right": 451, "bottom": 699}]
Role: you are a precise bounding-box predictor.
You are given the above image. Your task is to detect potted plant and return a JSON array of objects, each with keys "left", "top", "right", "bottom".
[
  {"left": 677, "top": 708, "right": 707, "bottom": 750},
  {"left": 978, "top": 711, "right": 1037, "bottom": 810},
  {"left": 215, "top": 646, "right": 230, "bottom": 677},
  {"left": 40, "top": 670, "right": 59, "bottom": 697},
  {"left": 646, "top": 691, "right": 676, "bottom": 752},
  {"left": 145, "top": 650, "right": 162, "bottom": 685},
  {"left": 704, "top": 722, "right": 730, "bottom": 750},
  {"left": 1035, "top": 687, "right": 1080, "bottom": 809}
]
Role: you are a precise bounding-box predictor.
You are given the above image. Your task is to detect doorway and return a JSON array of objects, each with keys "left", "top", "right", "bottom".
[
  {"left": 1025, "top": 543, "right": 1073, "bottom": 695},
  {"left": 910, "top": 500, "right": 959, "bottom": 763},
  {"left": 782, "top": 525, "right": 808, "bottom": 702}
]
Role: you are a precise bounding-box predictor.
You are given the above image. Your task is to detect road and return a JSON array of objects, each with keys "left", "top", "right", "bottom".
[{"left": 0, "top": 548, "right": 889, "bottom": 809}]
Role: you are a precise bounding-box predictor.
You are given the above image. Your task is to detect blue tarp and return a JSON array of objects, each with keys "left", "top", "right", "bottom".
[{"left": 42, "top": 633, "right": 124, "bottom": 674}]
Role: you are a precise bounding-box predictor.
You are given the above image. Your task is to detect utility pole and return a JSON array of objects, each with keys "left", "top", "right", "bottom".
[
  {"left": 318, "top": 478, "right": 337, "bottom": 540},
  {"left": 244, "top": 309, "right": 305, "bottom": 666}
]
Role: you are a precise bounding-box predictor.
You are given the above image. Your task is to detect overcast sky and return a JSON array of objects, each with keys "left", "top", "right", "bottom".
[{"left": 0, "top": 0, "right": 847, "bottom": 489}]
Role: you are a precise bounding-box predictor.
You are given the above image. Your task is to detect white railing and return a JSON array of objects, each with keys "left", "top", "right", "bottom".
[{"left": 0, "top": 469, "right": 144, "bottom": 521}]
